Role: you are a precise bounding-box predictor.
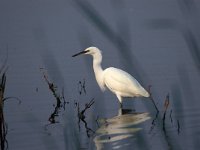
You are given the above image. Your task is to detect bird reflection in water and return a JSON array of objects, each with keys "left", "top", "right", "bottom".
[{"left": 94, "top": 108, "right": 151, "bottom": 150}]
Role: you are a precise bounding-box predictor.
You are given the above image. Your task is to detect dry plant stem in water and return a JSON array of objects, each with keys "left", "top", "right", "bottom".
[
  {"left": 40, "top": 68, "right": 66, "bottom": 124},
  {"left": 162, "top": 94, "right": 170, "bottom": 133},
  {"left": 148, "top": 85, "right": 159, "bottom": 112},
  {"left": 0, "top": 73, "right": 8, "bottom": 150},
  {"left": 77, "top": 99, "right": 95, "bottom": 137}
]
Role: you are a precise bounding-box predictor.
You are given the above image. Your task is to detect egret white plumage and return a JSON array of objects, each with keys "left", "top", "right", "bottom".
[{"left": 72, "top": 47, "right": 149, "bottom": 107}]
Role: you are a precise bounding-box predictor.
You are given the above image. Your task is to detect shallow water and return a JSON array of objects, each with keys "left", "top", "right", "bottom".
[{"left": 0, "top": 0, "right": 200, "bottom": 150}]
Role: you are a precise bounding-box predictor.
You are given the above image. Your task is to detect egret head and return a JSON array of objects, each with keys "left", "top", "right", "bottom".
[{"left": 72, "top": 47, "right": 101, "bottom": 57}]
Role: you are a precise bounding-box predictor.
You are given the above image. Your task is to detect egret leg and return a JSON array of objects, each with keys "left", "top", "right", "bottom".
[
  {"left": 116, "top": 94, "right": 123, "bottom": 108},
  {"left": 120, "top": 102, "right": 123, "bottom": 108}
]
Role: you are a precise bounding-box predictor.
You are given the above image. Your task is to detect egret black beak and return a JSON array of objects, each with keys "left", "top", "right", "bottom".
[{"left": 72, "top": 50, "right": 89, "bottom": 57}]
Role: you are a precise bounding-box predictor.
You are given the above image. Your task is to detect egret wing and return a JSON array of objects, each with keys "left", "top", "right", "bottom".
[{"left": 103, "top": 67, "right": 145, "bottom": 96}]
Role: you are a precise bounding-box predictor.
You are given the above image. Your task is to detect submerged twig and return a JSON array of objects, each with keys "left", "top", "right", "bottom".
[
  {"left": 0, "top": 73, "right": 8, "bottom": 150},
  {"left": 40, "top": 68, "right": 67, "bottom": 124},
  {"left": 95, "top": 115, "right": 100, "bottom": 128},
  {"left": 164, "top": 94, "right": 170, "bottom": 112},
  {"left": 148, "top": 85, "right": 159, "bottom": 112},
  {"left": 0, "top": 45, "right": 9, "bottom": 75},
  {"left": 44, "top": 74, "right": 61, "bottom": 104},
  {"left": 61, "top": 87, "right": 69, "bottom": 110},
  {"left": 77, "top": 98, "right": 95, "bottom": 137},
  {"left": 177, "top": 119, "right": 180, "bottom": 134},
  {"left": 149, "top": 110, "right": 159, "bottom": 134},
  {"left": 48, "top": 101, "right": 60, "bottom": 124},
  {"left": 77, "top": 79, "right": 86, "bottom": 95},
  {"left": 169, "top": 109, "right": 173, "bottom": 124},
  {"left": 162, "top": 94, "right": 170, "bottom": 133}
]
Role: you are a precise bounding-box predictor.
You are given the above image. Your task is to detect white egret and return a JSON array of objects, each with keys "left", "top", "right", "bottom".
[{"left": 72, "top": 47, "right": 149, "bottom": 107}]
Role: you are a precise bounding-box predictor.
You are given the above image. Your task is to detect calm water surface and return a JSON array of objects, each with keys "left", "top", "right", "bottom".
[{"left": 0, "top": 0, "right": 200, "bottom": 150}]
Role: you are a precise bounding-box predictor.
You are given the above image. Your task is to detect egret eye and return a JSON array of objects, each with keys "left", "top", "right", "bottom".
[{"left": 85, "top": 50, "right": 90, "bottom": 53}]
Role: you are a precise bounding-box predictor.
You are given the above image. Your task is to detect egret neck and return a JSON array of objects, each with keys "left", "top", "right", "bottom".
[{"left": 92, "top": 51, "right": 105, "bottom": 91}]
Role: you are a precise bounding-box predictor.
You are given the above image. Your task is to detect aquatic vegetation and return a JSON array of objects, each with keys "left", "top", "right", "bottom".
[
  {"left": 40, "top": 68, "right": 67, "bottom": 124},
  {"left": 77, "top": 98, "right": 95, "bottom": 137},
  {"left": 0, "top": 73, "right": 8, "bottom": 150}
]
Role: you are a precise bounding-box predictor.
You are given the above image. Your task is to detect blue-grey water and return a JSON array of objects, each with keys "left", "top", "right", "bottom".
[{"left": 0, "top": 0, "right": 200, "bottom": 149}]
